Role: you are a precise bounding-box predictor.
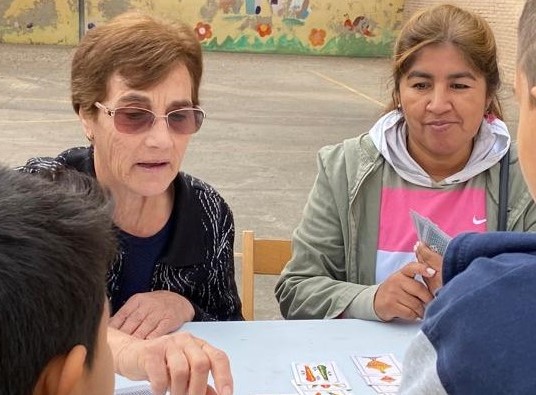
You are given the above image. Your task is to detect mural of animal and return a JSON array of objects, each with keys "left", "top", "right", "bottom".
[{"left": 343, "top": 13, "right": 374, "bottom": 36}]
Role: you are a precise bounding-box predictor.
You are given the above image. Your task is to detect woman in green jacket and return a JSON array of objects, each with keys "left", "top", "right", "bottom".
[{"left": 275, "top": 4, "right": 536, "bottom": 322}]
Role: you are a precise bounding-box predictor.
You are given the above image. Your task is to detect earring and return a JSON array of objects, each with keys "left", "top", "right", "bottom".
[{"left": 484, "top": 111, "right": 496, "bottom": 123}]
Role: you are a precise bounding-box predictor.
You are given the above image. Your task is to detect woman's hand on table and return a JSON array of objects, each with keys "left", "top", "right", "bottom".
[
  {"left": 110, "top": 327, "right": 233, "bottom": 395},
  {"left": 110, "top": 290, "right": 195, "bottom": 339}
]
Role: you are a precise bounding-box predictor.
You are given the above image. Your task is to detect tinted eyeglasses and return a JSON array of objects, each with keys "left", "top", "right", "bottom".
[{"left": 94, "top": 102, "right": 206, "bottom": 134}]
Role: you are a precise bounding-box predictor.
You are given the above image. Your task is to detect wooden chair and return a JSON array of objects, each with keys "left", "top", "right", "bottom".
[{"left": 241, "top": 230, "right": 292, "bottom": 320}]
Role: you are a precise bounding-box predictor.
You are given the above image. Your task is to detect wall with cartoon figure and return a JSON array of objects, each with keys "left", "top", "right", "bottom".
[
  {"left": 0, "top": 0, "right": 404, "bottom": 57},
  {"left": 190, "top": 0, "right": 404, "bottom": 56}
]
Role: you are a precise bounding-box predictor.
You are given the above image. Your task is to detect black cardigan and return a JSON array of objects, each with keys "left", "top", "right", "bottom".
[{"left": 20, "top": 146, "right": 244, "bottom": 321}]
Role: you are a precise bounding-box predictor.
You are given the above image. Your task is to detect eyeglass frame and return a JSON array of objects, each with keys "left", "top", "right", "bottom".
[{"left": 94, "top": 101, "right": 206, "bottom": 134}]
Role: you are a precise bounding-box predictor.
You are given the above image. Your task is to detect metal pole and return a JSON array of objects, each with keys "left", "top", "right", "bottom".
[{"left": 78, "top": 0, "right": 85, "bottom": 41}]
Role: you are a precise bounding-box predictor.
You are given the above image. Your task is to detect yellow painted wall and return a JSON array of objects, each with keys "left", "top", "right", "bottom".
[
  {"left": 1, "top": 0, "right": 404, "bottom": 57},
  {"left": 0, "top": 0, "right": 78, "bottom": 44}
]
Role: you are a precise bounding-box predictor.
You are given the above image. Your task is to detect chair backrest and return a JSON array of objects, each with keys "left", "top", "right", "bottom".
[{"left": 241, "top": 230, "right": 292, "bottom": 320}]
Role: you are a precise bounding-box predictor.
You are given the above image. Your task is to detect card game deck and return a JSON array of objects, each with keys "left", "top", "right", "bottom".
[
  {"left": 264, "top": 355, "right": 404, "bottom": 394},
  {"left": 410, "top": 210, "right": 452, "bottom": 256}
]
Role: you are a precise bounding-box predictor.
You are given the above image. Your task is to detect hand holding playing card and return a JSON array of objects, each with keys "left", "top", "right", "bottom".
[
  {"left": 410, "top": 210, "right": 452, "bottom": 256},
  {"left": 414, "top": 241, "right": 443, "bottom": 294},
  {"left": 374, "top": 262, "right": 435, "bottom": 321}
]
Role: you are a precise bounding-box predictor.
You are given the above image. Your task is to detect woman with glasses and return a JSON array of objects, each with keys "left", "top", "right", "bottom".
[
  {"left": 19, "top": 13, "right": 243, "bottom": 334},
  {"left": 275, "top": 4, "right": 536, "bottom": 323},
  {"left": 18, "top": 12, "right": 237, "bottom": 394}
]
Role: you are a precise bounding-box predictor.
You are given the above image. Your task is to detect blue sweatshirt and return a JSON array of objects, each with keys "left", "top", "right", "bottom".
[{"left": 400, "top": 231, "right": 536, "bottom": 394}]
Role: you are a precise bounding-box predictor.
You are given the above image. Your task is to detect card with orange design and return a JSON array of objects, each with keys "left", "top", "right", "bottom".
[
  {"left": 291, "top": 361, "right": 350, "bottom": 389},
  {"left": 351, "top": 354, "right": 402, "bottom": 377},
  {"left": 362, "top": 374, "right": 402, "bottom": 386}
]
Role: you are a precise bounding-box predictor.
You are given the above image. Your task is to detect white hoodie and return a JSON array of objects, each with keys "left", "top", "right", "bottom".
[{"left": 369, "top": 110, "right": 511, "bottom": 187}]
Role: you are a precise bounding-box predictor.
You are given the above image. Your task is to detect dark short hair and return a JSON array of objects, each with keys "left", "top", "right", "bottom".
[
  {"left": 518, "top": 0, "right": 536, "bottom": 106},
  {"left": 388, "top": 4, "right": 503, "bottom": 119},
  {"left": 0, "top": 166, "right": 117, "bottom": 395},
  {"left": 71, "top": 12, "right": 203, "bottom": 118}
]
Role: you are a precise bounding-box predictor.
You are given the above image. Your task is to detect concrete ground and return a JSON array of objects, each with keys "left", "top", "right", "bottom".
[{"left": 0, "top": 43, "right": 520, "bottom": 320}]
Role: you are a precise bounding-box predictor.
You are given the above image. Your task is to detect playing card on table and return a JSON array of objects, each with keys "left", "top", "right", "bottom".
[
  {"left": 352, "top": 354, "right": 402, "bottom": 377},
  {"left": 291, "top": 380, "right": 350, "bottom": 392},
  {"left": 362, "top": 374, "right": 402, "bottom": 386},
  {"left": 291, "top": 361, "right": 350, "bottom": 389},
  {"left": 410, "top": 210, "right": 452, "bottom": 256},
  {"left": 294, "top": 388, "right": 350, "bottom": 395},
  {"left": 371, "top": 384, "right": 400, "bottom": 393},
  {"left": 114, "top": 385, "right": 154, "bottom": 395},
  {"left": 352, "top": 354, "right": 403, "bottom": 394}
]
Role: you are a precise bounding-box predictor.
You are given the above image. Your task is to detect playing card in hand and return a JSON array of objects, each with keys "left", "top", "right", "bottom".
[{"left": 410, "top": 210, "right": 452, "bottom": 256}]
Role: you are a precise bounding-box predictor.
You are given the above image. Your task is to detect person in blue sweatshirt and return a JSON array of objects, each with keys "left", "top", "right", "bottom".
[{"left": 400, "top": 1, "right": 536, "bottom": 393}]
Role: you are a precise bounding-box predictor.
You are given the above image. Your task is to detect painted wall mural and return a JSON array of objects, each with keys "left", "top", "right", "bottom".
[
  {"left": 0, "top": 0, "right": 79, "bottom": 45},
  {"left": 1, "top": 0, "right": 404, "bottom": 57}
]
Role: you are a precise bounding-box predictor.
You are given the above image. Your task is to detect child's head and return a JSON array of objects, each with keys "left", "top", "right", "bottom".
[
  {"left": 0, "top": 166, "right": 117, "bottom": 395},
  {"left": 516, "top": 0, "right": 536, "bottom": 199}
]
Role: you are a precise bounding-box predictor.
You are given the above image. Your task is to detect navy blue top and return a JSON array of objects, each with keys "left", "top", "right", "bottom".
[
  {"left": 422, "top": 231, "right": 536, "bottom": 394},
  {"left": 113, "top": 218, "right": 173, "bottom": 314}
]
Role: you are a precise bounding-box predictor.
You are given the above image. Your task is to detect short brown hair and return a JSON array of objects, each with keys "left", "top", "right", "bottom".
[
  {"left": 387, "top": 4, "right": 503, "bottom": 119},
  {"left": 518, "top": 0, "right": 536, "bottom": 106},
  {"left": 71, "top": 12, "right": 203, "bottom": 117}
]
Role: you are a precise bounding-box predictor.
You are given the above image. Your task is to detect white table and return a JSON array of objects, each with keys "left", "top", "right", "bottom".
[{"left": 115, "top": 319, "right": 420, "bottom": 394}]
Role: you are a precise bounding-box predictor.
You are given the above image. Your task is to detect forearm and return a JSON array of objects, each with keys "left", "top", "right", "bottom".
[
  {"left": 108, "top": 327, "right": 137, "bottom": 376},
  {"left": 277, "top": 272, "right": 369, "bottom": 319},
  {"left": 341, "top": 284, "right": 382, "bottom": 321}
]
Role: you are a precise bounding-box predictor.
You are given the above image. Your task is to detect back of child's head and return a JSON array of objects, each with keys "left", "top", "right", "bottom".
[
  {"left": 518, "top": 0, "right": 536, "bottom": 105},
  {"left": 0, "top": 165, "right": 117, "bottom": 395}
]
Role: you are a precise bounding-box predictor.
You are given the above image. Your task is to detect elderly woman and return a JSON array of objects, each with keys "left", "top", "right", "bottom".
[
  {"left": 18, "top": 13, "right": 240, "bottom": 392},
  {"left": 21, "top": 12, "right": 242, "bottom": 337},
  {"left": 275, "top": 4, "right": 536, "bottom": 323}
]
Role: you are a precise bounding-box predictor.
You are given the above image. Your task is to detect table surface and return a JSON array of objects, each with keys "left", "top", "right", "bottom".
[{"left": 115, "top": 319, "right": 420, "bottom": 394}]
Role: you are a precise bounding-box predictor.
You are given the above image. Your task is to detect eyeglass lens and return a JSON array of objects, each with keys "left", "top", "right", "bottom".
[{"left": 113, "top": 107, "right": 204, "bottom": 134}]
